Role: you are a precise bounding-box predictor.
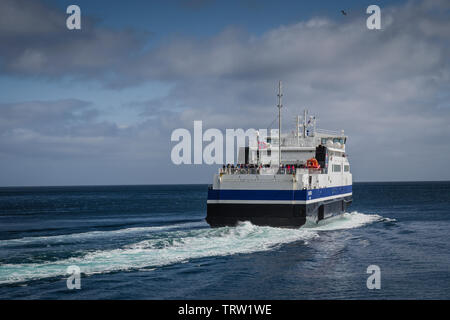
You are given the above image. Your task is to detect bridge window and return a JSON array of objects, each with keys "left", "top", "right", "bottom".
[
  {"left": 332, "top": 138, "right": 345, "bottom": 144},
  {"left": 333, "top": 164, "right": 342, "bottom": 172},
  {"left": 344, "top": 165, "right": 350, "bottom": 172}
]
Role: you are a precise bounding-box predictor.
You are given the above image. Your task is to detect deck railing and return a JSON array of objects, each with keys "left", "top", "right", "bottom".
[{"left": 218, "top": 166, "right": 327, "bottom": 175}]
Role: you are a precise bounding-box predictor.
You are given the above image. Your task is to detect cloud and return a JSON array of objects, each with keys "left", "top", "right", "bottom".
[
  {"left": 0, "top": 0, "right": 147, "bottom": 79},
  {"left": 0, "top": 99, "right": 184, "bottom": 185},
  {"left": 0, "top": 0, "right": 449, "bottom": 185},
  {"left": 0, "top": 99, "right": 95, "bottom": 133},
  {"left": 124, "top": 0, "right": 450, "bottom": 181},
  {"left": 0, "top": 100, "right": 114, "bottom": 158},
  {"left": 118, "top": 0, "right": 450, "bottom": 85}
]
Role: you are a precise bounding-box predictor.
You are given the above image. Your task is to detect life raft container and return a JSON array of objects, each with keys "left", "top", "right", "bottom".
[{"left": 306, "top": 158, "right": 321, "bottom": 169}]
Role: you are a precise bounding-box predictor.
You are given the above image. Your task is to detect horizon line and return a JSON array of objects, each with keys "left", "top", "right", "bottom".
[{"left": 1, "top": 180, "right": 450, "bottom": 188}]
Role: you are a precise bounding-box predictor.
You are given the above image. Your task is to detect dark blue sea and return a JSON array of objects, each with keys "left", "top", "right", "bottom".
[{"left": 0, "top": 182, "right": 449, "bottom": 299}]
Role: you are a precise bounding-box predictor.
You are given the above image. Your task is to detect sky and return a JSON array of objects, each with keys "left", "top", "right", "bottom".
[{"left": 0, "top": 0, "right": 449, "bottom": 186}]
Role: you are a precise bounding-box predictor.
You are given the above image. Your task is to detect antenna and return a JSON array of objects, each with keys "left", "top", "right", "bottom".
[
  {"left": 303, "top": 109, "right": 308, "bottom": 138},
  {"left": 312, "top": 115, "right": 316, "bottom": 137},
  {"left": 277, "top": 81, "right": 283, "bottom": 167}
]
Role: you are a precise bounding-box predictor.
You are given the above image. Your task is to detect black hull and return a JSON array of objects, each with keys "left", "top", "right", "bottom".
[{"left": 206, "top": 196, "right": 352, "bottom": 228}]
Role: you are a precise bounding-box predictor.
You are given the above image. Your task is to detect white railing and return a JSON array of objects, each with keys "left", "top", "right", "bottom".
[
  {"left": 315, "top": 128, "right": 342, "bottom": 136},
  {"left": 218, "top": 166, "right": 328, "bottom": 175}
]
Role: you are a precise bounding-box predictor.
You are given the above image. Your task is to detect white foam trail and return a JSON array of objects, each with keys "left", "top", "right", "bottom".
[
  {"left": 0, "top": 221, "right": 205, "bottom": 247},
  {"left": 0, "top": 222, "right": 317, "bottom": 284},
  {"left": 381, "top": 217, "right": 397, "bottom": 222},
  {"left": 0, "top": 212, "right": 383, "bottom": 284},
  {"left": 303, "top": 211, "right": 383, "bottom": 231}
]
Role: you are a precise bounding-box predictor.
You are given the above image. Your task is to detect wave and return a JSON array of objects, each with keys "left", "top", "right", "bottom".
[{"left": 0, "top": 211, "right": 380, "bottom": 285}]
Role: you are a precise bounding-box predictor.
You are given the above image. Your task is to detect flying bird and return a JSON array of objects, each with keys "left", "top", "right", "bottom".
[{"left": 341, "top": 10, "right": 347, "bottom": 16}]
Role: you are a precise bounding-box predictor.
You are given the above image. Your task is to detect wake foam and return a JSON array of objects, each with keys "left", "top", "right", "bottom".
[
  {"left": 0, "top": 212, "right": 381, "bottom": 284},
  {"left": 302, "top": 211, "right": 383, "bottom": 231}
]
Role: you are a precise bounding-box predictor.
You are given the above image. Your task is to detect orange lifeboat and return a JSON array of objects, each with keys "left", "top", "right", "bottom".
[{"left": 306, "top": 158, "right": 321, "bottom": 169}]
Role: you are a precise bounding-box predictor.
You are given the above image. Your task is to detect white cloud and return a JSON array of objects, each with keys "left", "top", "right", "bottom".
[{"left": 0, "top": 0, "right": 449, "bottom": 184}]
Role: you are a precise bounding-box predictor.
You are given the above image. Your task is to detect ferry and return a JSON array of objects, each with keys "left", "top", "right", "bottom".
[{"left": 206, "top": 82, "right": 352, "bottom": 228}]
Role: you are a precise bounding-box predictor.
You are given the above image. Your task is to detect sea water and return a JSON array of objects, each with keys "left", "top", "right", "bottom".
[{"left": 0, "top": 182, "right": 449, "bottom": 299}]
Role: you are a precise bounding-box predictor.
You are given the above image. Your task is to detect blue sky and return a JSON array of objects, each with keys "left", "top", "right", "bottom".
[{"left": 0, "top": 0, "right": 449, "bottom": 186}]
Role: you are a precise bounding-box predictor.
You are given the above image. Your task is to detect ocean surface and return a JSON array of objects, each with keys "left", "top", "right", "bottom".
[{"left": 0, "top": 182, "right": 449, "bottom": 299}]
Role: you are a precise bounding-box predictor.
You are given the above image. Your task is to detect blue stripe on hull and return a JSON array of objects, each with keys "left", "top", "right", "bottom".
[{"left": 208, "top": 185, "right": 352, "bottom": 201}]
